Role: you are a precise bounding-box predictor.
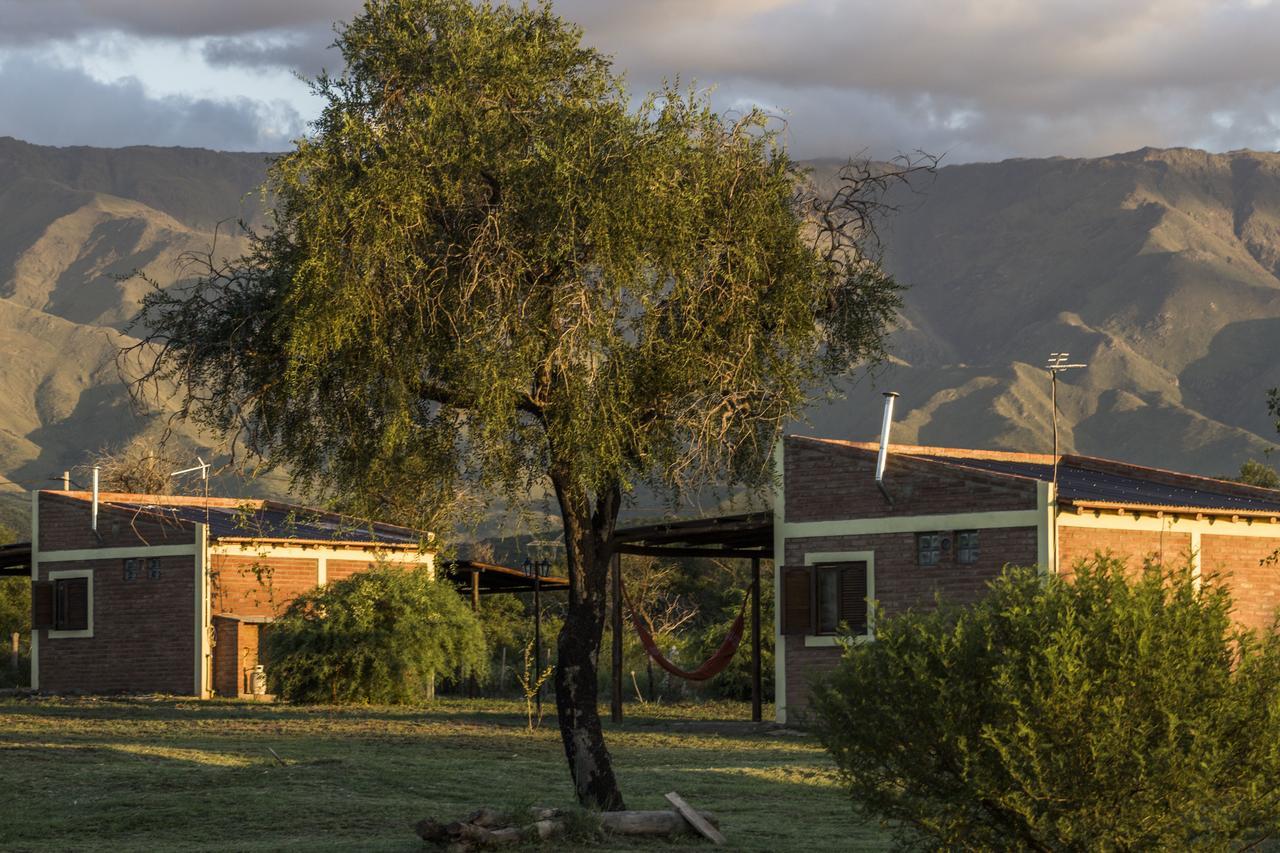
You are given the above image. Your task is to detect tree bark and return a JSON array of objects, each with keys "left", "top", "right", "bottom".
[{"left": 551, "top": 468, "right": 626, "bottom": 811}]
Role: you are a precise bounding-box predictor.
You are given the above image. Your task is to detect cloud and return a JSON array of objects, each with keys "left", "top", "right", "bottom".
[
  {"left": 0, "top": 56, "right": 304, "bottom": 151},
  {"left": 0, "top": 1, "right": 355, "bottom": 42},
  {"left": 3, "top": 0, "right": 1280, "bottom": 160}
]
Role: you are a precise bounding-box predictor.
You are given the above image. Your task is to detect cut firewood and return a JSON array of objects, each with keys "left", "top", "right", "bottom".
[
  {"left": 465, "top": 808, "right": 504, "bottom": 828},
  {"left": 599, "top": 809, "right": 719, "bottom": 836},
  {"left": 665, "top": 791, "right": 727, "bottom": 846},
  {"left": 415, "top": 805, "right": 721, "bottom": 848}
]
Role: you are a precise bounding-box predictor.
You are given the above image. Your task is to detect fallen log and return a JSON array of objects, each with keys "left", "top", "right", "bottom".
[
  {"left": 599, "top": 808, "right": 720, "bottom": 836},
  {"left": 415, "top": 807, "right": 720, "bottom": 849}
]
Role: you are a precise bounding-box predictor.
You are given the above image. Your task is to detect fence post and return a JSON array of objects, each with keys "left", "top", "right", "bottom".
[{"left": 611, "top": 552, "right": 623, "bottom": 723}]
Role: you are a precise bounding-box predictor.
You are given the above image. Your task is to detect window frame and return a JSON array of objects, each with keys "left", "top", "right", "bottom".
[
  {"left": 956, "top": 530, "right": 980, "bottom": 564},
  {"left": 802, "top": 550, "right": 875, "bottom": 645},
  {"left": 47, "top": 569, "right": 93, "bottom": 639}
]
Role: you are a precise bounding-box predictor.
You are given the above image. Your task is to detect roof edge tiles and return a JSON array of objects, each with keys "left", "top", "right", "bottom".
[
  {"left": 37, "top": 489, "right": 431, "bottom": 548},
  {"left": 793, "top": 436, "right": 1058, "bottom": 466},
  {"left": 1066, "top": 499, "right": 1280, "bottom": 520},
  {"left": 214, "top": 536, "right": 426, "bottom": 550},
  {"left": 786, "top": 435, "right": 1280, "bottom": 516}
]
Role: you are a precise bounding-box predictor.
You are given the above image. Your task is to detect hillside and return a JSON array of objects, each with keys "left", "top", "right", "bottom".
[
  {"left": 0, "top": 137, "right": 273, "bottom": 523},
  {"left": 2, "top": 138, "right": 1279, "bottom": 535},
  {"left": 811, "top": 147, "right": 1280, "bottom": 475}
]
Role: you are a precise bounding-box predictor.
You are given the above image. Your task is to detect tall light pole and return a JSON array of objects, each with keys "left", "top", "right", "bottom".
[
  {"left": 1044, "top": 350, "right": 1085, "bottom": 571},
  {"left": 1045, "top": 352, "right": 1087, "bottom": 489}
]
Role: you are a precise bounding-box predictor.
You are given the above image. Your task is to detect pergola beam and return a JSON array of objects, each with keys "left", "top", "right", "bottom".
[{"left": 614, "top": 545, "right": 770, "bottom": 559}]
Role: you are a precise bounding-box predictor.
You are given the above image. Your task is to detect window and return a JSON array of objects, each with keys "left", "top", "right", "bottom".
[
  {"left": 918, "top": 532, "right": 952, "bottom": 566},
  {"left": 33, "top": 571, "right": 93, "bottom": 637},
  {"left": 814, "top": 562, "right": 868, "bottom": 635},
  {"left": 957, "top": 530, "right": 979, "bottom": 564},
  {"left": 123, "top": 558, "right": 138, "bottom": 581},
  {"left": 148, "top": 558, "right": 162, "bottom": 579},
  {"left": 53, "top": 577, "right": 89, "bottom": 632}
]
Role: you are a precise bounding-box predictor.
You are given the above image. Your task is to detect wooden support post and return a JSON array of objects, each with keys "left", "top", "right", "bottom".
[
  {"left": 751, "top": 556, "right": 762, "bottom": 723},
  {"left": 533, "top": 574, "right": 542, "bottom": 718},
  {"left": 9, "top": 632, "right": 18, "bottom": 673},
  {"left": 469, "top": 569, "right": 481, "bottom": 698},
  {"left": 611, "top": 552, "right": 623, "bottom": 723}
]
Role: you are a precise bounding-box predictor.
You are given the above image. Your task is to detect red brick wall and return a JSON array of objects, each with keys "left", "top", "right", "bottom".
[
  {"left": 784, "top": 438, "right": 1037, "bottom": 523},
  {"left": 211, "top": 554, "right": 319, "bottom": 617},
  {"left": 1200, "top": 535, "right": 1280, "bottom": 633},
  {"left": 326, "top": 559, "right": 379, "bottom": 583},
  {"left": 1057, "top": 527, "right": 1192, "bottom": 578},
  {"left": 38, "top": 492, "right": 195, "bottom": 551},
  {"left": 37, "top": 555, "right": 195, "bottom": 695},
  {"left": 782, "top": 526, "right": 1037, "bottom": 720},
  {"left": 784, "top": 642, "right": 841, "bottom": 724},
  {"left": 784, "top": 528, "right": 1037, "bottom": 618}
]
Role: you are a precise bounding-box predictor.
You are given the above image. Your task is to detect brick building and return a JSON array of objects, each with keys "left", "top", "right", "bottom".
[
  {"left": 29, "top": 490, "right": 432, "bottom": 698},
  {"left": 774, "top": 436, "right": 1280, "bottom": 724}
]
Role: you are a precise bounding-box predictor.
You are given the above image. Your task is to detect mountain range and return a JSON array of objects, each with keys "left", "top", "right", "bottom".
[{"left": 2, "top": 137, "right": 1279, "bottom": 533}]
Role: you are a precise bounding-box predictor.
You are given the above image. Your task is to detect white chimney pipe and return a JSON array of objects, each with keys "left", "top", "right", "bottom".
[
  {"left": 875, "top": 392, "right": 899, "bottom": 500},
  {"left": 91, "top": 465, "right": 100, "bottom": 532}
]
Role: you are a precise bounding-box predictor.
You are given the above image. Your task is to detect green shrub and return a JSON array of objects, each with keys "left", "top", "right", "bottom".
[
  {"left": 811, "top": 556, "right": 1280, "bottom": 851},
  {"left": 0, "top": 574, "right": 31, "bottom": 689},
  {"left": 262, "top": 565, "right": 487, "bottom": 704}
]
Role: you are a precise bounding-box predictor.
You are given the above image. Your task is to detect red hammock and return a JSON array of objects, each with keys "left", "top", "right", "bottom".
[{"left": 623, "top": 582, "right": 750, "bottom": 681}]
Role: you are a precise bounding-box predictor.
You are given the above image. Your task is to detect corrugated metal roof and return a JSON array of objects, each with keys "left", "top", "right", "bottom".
[
  {"left": 109, "top": 501, "right": 423, "bottom": 546},
  {"left": 912, "top": 455, "right": 1280, "bottom": 513}
]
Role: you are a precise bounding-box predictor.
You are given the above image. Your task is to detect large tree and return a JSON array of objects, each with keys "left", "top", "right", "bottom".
[{"left": 129, "top": 0, "right": 921, "bottom": 809}]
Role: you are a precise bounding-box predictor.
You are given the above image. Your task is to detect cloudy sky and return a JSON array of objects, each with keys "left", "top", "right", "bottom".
[{"left": 2, "top": 0, "right": 1279, "bottom": 162}]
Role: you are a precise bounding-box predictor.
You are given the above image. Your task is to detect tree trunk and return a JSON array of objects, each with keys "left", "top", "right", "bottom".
[{"left": 551, "top": 469, "right": 625, "bottom": 811}]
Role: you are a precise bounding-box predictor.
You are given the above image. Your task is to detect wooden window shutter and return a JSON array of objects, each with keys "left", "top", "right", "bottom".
[
  {"left": 781, "top": 566, "right": 813, "bottom": 635},
  {"left": 63, "top": 577, "right": 89, "bottom": 631},
  {"left": 839, "top": 562, "right": 868, "bottom": 635},
  {"left": 32, "top": 581, "right": 54, "bottom": 630}
]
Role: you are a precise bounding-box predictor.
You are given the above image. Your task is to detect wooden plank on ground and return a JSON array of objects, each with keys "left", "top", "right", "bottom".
[{"left": 665, "top": 791, "right": 726, "bottom": 846}]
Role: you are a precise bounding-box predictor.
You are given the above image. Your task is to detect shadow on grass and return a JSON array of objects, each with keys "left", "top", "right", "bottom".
[{"left": 0, "top": 695, "right": 868, "bottom": 853}]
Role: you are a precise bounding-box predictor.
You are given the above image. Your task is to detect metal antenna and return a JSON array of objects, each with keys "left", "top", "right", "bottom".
[
  {"left": 170, "top": 456, "right": 211, "bottom": 524},
  {"left": 1045, "top": 353, "right": 1087, "bottom": 490}
]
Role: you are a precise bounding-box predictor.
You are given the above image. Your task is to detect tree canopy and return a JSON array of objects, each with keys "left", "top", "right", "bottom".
[{"left": 130, "top": 0, "right": 921, "bottom": 808}]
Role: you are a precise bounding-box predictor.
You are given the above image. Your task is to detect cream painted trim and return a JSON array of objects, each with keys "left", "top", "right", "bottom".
[
  {"left": 30, "top": 490, "right": 39, "bottom": 690},
  {"left": 208, "top": 544, "right": 431, "bottom": 565},
  {"left": 1057, "top": 510, "right": 1280, "bottom": 538},
  {"left": 772, "top": 438, "right": 787, "bottom": 725},
  {"left": 46, "top": 568, "right": 93, "bottom": 639},
  {"left": 194, "top": 523, "right": 210, "bottom": 698},
  {"left": 317, "top": 555, "right": 328, "bottom": 585},
  {"left": 781, "top": 509, "right": 1040, "bottom": 540},
  {"left": 1190, "top": 530, "right": 1202, "bottom": 592},
  {"left": 804, "top": 549, "right": 875, "bottom": 641},
  {"left": 40, "top": 543, "right": 198, "bottom": 563},
  {"left": 1037, "top": 481, "right": 1057, "bottom": 575}
]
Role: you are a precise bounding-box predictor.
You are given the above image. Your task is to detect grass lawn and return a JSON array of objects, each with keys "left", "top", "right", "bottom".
[{"left": 0, "top": 696, "right": 888, "bottom": 852}]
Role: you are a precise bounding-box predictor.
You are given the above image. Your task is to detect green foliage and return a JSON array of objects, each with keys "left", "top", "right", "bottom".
[
  {"left": 131, "top": 0, "right": 912, "bottom": 527},
  {"left": 601, "top": 555, "right": 773, "bottom": 703},
  {"left": 1235, "top": 459, "right": 1280, "bottom": 489},
  {"left": 262, "top": 566, "right": 486, "bottom": 704},
  {"left": 811, "top": 556, "right": 1280, "bottom": 851},
  {"left": 686, "top": 577, "right": 774, "bottom": 701}
]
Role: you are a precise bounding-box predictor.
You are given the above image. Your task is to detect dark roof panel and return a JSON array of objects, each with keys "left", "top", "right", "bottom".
[
  {"left": 108, "top": 501, "right": 423, "bottom": 546},
  {"left": 912, "top": 455, "right": 1280, "bottom": 513}
]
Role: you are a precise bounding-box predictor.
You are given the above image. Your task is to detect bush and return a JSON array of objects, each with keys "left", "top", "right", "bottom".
[
  {"left": 262, "top": 565, "right": 487, "bottom": 704},
  {"left": 811, "top": 556, "right": 1280, "bottom": 851}
]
